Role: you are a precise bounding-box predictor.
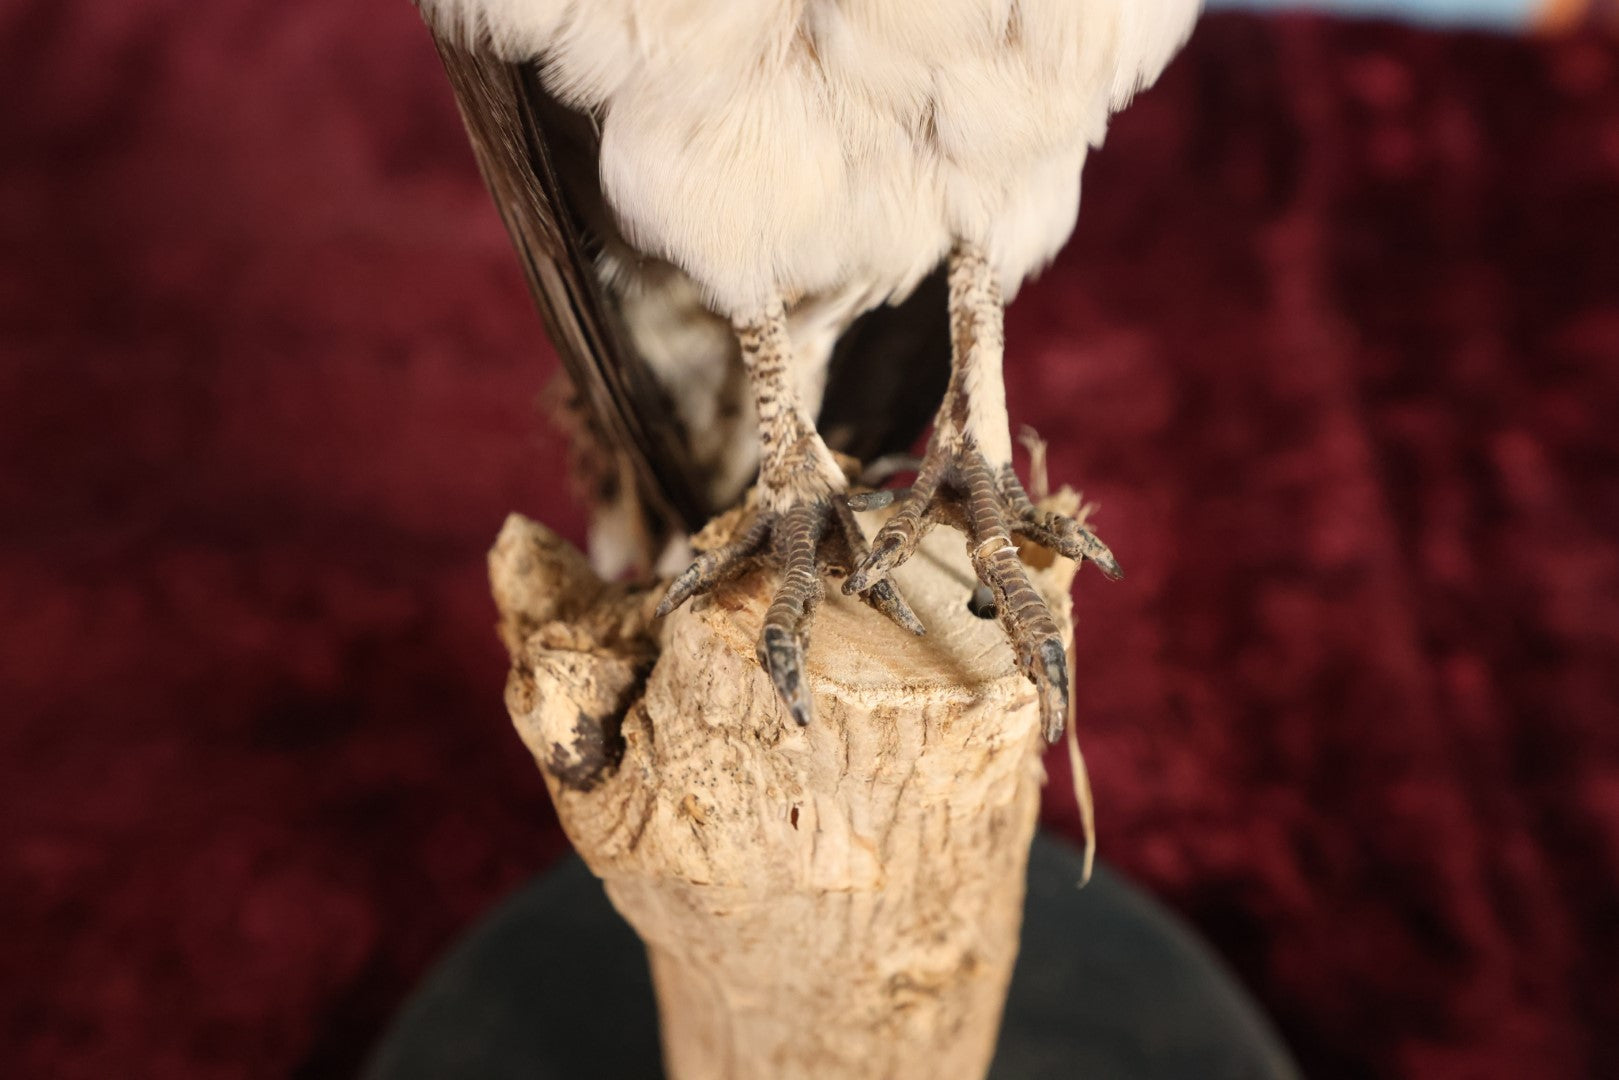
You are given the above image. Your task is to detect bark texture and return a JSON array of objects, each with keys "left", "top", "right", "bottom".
[{"left": 489, "top": 503, "right": 1081, "bottom": 1080}]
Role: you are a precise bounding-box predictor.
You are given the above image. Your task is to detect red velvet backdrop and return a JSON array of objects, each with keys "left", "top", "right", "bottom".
[{"left": 4, "top": 4, "right": 1617, "bottom": 1078}]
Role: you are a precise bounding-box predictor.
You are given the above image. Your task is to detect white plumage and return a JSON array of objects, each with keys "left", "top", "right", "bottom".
[
  {"left": 423, "top": 0, "right": 1199, "bottom": 418},
  {"left": 421, "top": 0, "right": 1199, "bottom": 738}
]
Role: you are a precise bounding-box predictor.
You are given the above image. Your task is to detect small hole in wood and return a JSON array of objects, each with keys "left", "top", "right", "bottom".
[
  {"left": 790, "top": 806, "right": 800, "bottom": 830},
  {"left": 967, "top": 584, "right": 996, "bottom": 620}
]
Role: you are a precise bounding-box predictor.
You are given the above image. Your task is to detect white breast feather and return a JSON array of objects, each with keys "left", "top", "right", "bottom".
[
  {"left": 423, "top": 0, "right": 1197, "bottom": 566},
  {"left": 421, "top": 0, "right": 1200, "bottom": 320}
]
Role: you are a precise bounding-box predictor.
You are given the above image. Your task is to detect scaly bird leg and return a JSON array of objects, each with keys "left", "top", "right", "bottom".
[
  {"left": 845, "top": 243, "right": 1120, "bottom": 743},
  {"left": 658, "top": 301, "right": 923, "bottom": 727}
]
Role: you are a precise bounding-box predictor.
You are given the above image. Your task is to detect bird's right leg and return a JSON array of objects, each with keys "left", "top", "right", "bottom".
[{"left": 657, "top": 301, "right": 923, "bottom": 728}]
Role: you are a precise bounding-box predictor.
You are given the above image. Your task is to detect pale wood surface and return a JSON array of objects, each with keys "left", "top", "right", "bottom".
[{"left": 490, "top": 509, "right": 1079, "bottom": 1080}]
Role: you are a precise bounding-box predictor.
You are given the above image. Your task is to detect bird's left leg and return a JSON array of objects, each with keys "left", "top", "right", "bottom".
[
  {"left": 658, "top": 301, "right": 923, "bottom": 727},
  {"left": 845, "top": 243, "right": 1121, "bottom": 743}
]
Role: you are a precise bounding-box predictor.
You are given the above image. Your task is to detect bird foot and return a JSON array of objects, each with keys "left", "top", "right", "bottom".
[
  {"left": 844, "top": 442, "right": 1120, "bottom": 743},
  {"left": 657, "top": 493, "right": 924, "bottom": 728}
]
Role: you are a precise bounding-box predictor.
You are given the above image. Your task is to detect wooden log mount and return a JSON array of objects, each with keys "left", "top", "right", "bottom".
[{"left": 489, "top": 500, "right": 1081, "bottom": 1080}]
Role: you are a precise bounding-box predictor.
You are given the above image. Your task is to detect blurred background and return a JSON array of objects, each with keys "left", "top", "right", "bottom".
[{"left": 3, "top": 2, "right": 1617, "bottom": 1078}]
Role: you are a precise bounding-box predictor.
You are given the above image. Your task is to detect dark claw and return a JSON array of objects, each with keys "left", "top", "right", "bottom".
[
  {"left": 656, "top": 516, "right": 772, "bottom": 617},
  {"left": 666, "top": 488, "right": 928, "bottom": 728},
  {"left": 1089, "top": 543, "right": 1124, "bottom": 582},
  {"left": 997, "top": 462, "right": 1122, "bottom": 582},
  {"left": 865, "top": 578, "right": 926, "bottom": 636},
  {"left": 1036, "top": 637, "right": 1070, "bottom": 744},
  {"left": 846, "top": 488, "right": 904, "bottom": 512},
  {"left": 1012, "top": 518, "right": 1122, "bottom": 582},
  {"left": 759, "top": 625, "right": 813, "bottom": 727},
  {"left": 844, "top": 533, "right": 903, "bottom": 595},
  {"left": 1060, "top": 522, "right": 1123, "bottom": 581},
  {"left": 656, "top": 564, "right": 705, "bottom": 618}
]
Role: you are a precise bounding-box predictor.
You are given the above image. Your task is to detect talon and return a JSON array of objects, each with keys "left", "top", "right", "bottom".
[
  {"left": 847, "top": 489, "right": 900, "bottom": 512},
  {"left": 1061, "top": 522, "right": 1123, "bottom": 580},
  {"left": 842, "top": 557, "right": 880, "bottom": 595},
  {"left": 1089, "top": 542, "right": 1123, "bottom": 582},
  {"left": 759, "top": 625, "right": 813, "bottom": 727},
  {"left": 657, "top": 516, "right": 772, "bottom": 617},
  {"left": 866, "top": 578, "right": 926, "bottom": 636},
  {"left": 845, "top": 528, "right": 910, "bottom": 595},
  {"left": 656, "top": 566, "right": 702, "bottom": 617},
  {"left": 1035, "top": 637, "right": 1070, "bottom": 744},
  {"left": 660, "top": 487, "right": 929, "bottom": 728}
]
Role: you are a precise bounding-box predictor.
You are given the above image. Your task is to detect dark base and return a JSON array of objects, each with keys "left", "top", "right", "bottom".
[{"left": 364, "top": 834, "right": 1299, "bottom": 1079}]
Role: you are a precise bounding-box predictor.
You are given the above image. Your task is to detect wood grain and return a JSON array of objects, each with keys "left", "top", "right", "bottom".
[{"left": 490, "top": 511, "right": 1079, "bottom": 1080}]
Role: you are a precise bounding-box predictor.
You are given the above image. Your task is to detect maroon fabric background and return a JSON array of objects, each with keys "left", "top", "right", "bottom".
[{"left": 4, "top": 4, "right": 1618, "bottom": 1078}]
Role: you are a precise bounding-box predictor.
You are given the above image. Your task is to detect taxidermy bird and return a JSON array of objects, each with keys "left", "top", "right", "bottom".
[{"left": 416, "top": 0, "right": 1201, "bottom": 744}]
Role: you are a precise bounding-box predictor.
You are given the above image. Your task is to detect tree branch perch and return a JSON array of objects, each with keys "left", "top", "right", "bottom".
[{"left": 489, "top": 501, "right": 1082, "bottom": 1080}]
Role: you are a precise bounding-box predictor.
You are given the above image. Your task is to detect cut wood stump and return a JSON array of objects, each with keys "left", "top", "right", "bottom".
[{"left": 489, "top": 500, "right": 1083, "bottom": 1080}]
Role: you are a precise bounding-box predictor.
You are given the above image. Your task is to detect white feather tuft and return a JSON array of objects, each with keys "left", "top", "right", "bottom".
[{"left": 424, "top": 0, "right": 1201, "bottom": 340}]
